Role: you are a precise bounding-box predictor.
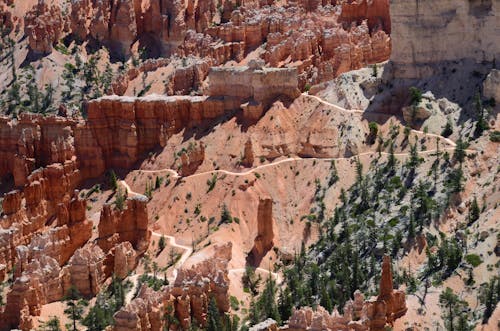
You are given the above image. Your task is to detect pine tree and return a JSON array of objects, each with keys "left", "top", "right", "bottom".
[
  {"left": 64, "top": 286, "right": 87, "bottom": 331},
  {"left": 278, "top": 287, "right": 293, "bottom": 323},
  {"left": 386, "top": 141, "right": 396, "bottom": 174},
  {"left": 39, "top": 316, "right": 62, "bottom": 331},
  {"left": 439, "top": 287, "right": 470, "bottom": 331},
  {"left": 468, "top": 196, "right": 480, "bottom": 224},
  {"left": 473, "top": 92, "right": 489, "bottom": 138},
  {"left": 257, "top": 276, "right": 281, "bottom": 324},
  {"left": 453, "top": 136, "right": 468, "bottom": 164},
  {"left": 367, "top": 122, "right": 378, "bottom": 145},
  {"left": 109, "top": 170, "right": 118, "bottom": 191},
  {"left": 114, "top": 187, "right": 126, "bottom": 211},
  {"left": 482, "top": 277, "right": 499, "bottom": 324},
  {"left": 206, "top": 297, "right": 222, "bottom": 331},
  {"left": 159, "top": 235, "right": 166, "bottom": 252}
]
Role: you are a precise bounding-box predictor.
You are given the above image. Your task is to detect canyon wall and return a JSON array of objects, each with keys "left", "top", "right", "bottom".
[
  {"left": 208, "top": 60, "right": 301, "bottom": 110},
  {"left": 390, "top": 0, "right": 500, "bottom": 79}
]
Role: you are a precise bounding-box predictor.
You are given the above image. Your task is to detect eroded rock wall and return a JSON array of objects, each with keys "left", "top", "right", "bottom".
[
  {"left": 208, "top": 61, "right": 301, "bottom": 109},
  {"left": 390, "top": 0, "right": 500, "bottom": 79},
  {"left": 97, "top": 196, "right": 151, "bottom": 253},
  {"left": 113, "top": 243, "right": 232, "bottom": 331}
]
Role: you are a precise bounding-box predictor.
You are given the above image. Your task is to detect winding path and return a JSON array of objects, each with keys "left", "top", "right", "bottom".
[
  {"left": 119, "top": 94, "right": 475, "bottom": 303},
  {"left": 121, "top": 146, "right": 464, "bottom": 196},
  {"left": 302, "top": 93, "right": 364, "bottom": 114}
]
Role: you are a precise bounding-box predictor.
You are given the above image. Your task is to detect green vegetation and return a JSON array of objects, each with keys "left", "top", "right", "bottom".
[
  {"left": 464, "top": 254, "right": 482, "bottom": 267},
  {"left": 114, "top": 187, "right": 127, "bottom": 211},
  {"left": 63, "top": 286, "right": 88, "bottom": 331},
  {"left": 439, "top": 287, "right": 472, "bottom": 331},
  {"left": 473, "top": 93, "right": 489, "bottom": 138},
  {"left": 409, "top": 86, "right": 423, "bottom": 105},
  {"left": 83, "top": 275, "right": 130, "bottom": 331},
  {"left": 207, "top": 174, "right": 218, "bottom": 192},
  {"left": 158, "top": 235, "right": 166, "bottom": 253},
  {"left": 367, "top": 122, "right": 378, "bottom": 145},
  {"left": 479, "top": 276, "right": 500, "bottom": 324},
  {"left": 489, "top": 130, "right": 500, "bottom": 142},
  {"left": 219, "top": 204, "right": 233, "bottom": 225},
  {"left": 239, "top": 128, "right": 472, "bottom": 328},
  {"left": 38, "top": 317, "right": 62, "bottom": 331},
  {"left": 109, "top": 170, "right": 118, "bottom": 191}
]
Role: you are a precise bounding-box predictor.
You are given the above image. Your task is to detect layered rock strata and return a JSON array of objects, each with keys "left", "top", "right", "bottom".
[
  {"left": 97, "top": 196, "right": 151, "bottom": 253},
  {"left": 390, "top": 0, "right": 500, "bottom": 79},
  {"left": 208, "top": 60, "right": 301, "bottom": 110},
  {"left": 112, "top": 243, "right": 232, "bottom": 331},
  {"left": 285, "top": 256, "right": 407, "bottom": 331},
  {"left": 18, "top": 0, "right": 391, "bottom": 89}
]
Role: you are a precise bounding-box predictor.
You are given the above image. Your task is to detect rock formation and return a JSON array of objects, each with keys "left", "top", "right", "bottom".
[
  {"left": 113, "top": 241, "right": 137, "bottom": 279},
  {"left": 97, "top": 196, "right": 151, "bottom": 253},
  {"left": 84, "top": 95, "right": 226, "bottom": 171},
  {"left": 17, "top": 0, "right": 391, "bottom": 90},
  {"left": 24, "top": 2, "right": 65, "bottom": 54},
  {"left": 242, "top": 138, "right": 255, "bottom": 167},
  {"left": 67, "top": 244, "right": 106, "bottom": 297},
  {"left": 483, "top": 69, "right": 500, "bottom": 111},
  {"left": 250, "top": 318, "right": 279, "bottom": 331},
  {"left": 376, "top": 255, "right": 407, "bottom": 324},
  {"left": 284, "top": 256, "right": 407, "bottom": 331},
  {"left": 208, "top": 60, "right": 301, "bottom": 111},
  {"left": 113, "top": 243, "right": 232, "bottom": 331},
  {"left": 248, "top": 198, "right": 274, "bottom": 266},
  {"left": 0, "top": 254, "right": 70, "bottom": 330},
  {"left": 178, "top": 142, "right": 205, "bottom": 177},
  {"left": 390, "top": 0, "right": 500, "bottom": 79}
]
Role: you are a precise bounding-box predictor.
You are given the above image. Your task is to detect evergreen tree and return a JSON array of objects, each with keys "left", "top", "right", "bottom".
[
  {"left": 453, "top": 137, "right": 468, "bottom": 164},
  {"left": 468, "top": 196, "right": 480, "bottom": 224},
  {"left": 473, "top": 92, "right": 489, "bottom": 137},
  {"left": 386, "top": 141, "right": 396, "bottom": 174},
  {"left": 481, "top": 277, "right": 499, "bottom": 324},
  {"left": 206, "top": 297, "right": 222, "bottom": 331},
  {"left": 446, "top": 165, "right": 464, "bottom": 194},
  {"left": 367, "top": 122, "right": 378, "bottom": 145},
  {"left": 64, "top": 286, "right": 87, "bottom": 331},
  {"left": 109, "top": 170, "right": 118, "bottom": 191},
  {"left": 159, "top": 235, "right": 166, "bottom": 252},
  {"left": 39, "top": 316, "right": 62, "bottom": 331},
  {"left": 257, "top": 276, "right": 281, "bottom": 324},
  {"left": 439, "top": 287, "right": 470, "bottom": 331},
  {"left": 278, "top": 287, "right": 293, "bottom": 323},
  {"left": 442, "top": 118, "right": 453, "bottom": 138}
]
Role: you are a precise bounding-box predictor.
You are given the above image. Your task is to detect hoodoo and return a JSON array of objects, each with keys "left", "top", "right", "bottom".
[{"left": 0, "top": 0, "right": 497, "bottom": 330}]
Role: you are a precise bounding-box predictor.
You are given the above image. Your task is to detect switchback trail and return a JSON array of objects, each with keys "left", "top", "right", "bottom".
[{"left": 119, "top": 94, "right": 476, "bottom": 304}]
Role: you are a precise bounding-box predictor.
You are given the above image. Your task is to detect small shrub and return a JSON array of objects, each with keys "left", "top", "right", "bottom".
[
  {"left": 465, "top": 254, "right": 482, "bottom": 267},
  {"left": 114, "top": 187, "right": 126, "bottom": 211},
  {"left": 206, "top": 174, "right": 217, "bottom": 192},
  {"left": 409, "top": 87, "right": 422, "bottom": 105},
  {"left": 489, "top": 130, "right": 500, "bottom": 142},
  {"left": 441, "top": 119, "right": 453, "bottom": 138},
  {"left": 230, "top": 296, "right": 240, "bottom": 311},
  {"left": 158, "top": 235, "right": 166, "bottom": 252}
]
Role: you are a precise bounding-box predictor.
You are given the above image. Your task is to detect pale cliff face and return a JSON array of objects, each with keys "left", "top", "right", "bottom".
[{"left": 390, "top": 0, "right": 500, "bottom": 79}]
